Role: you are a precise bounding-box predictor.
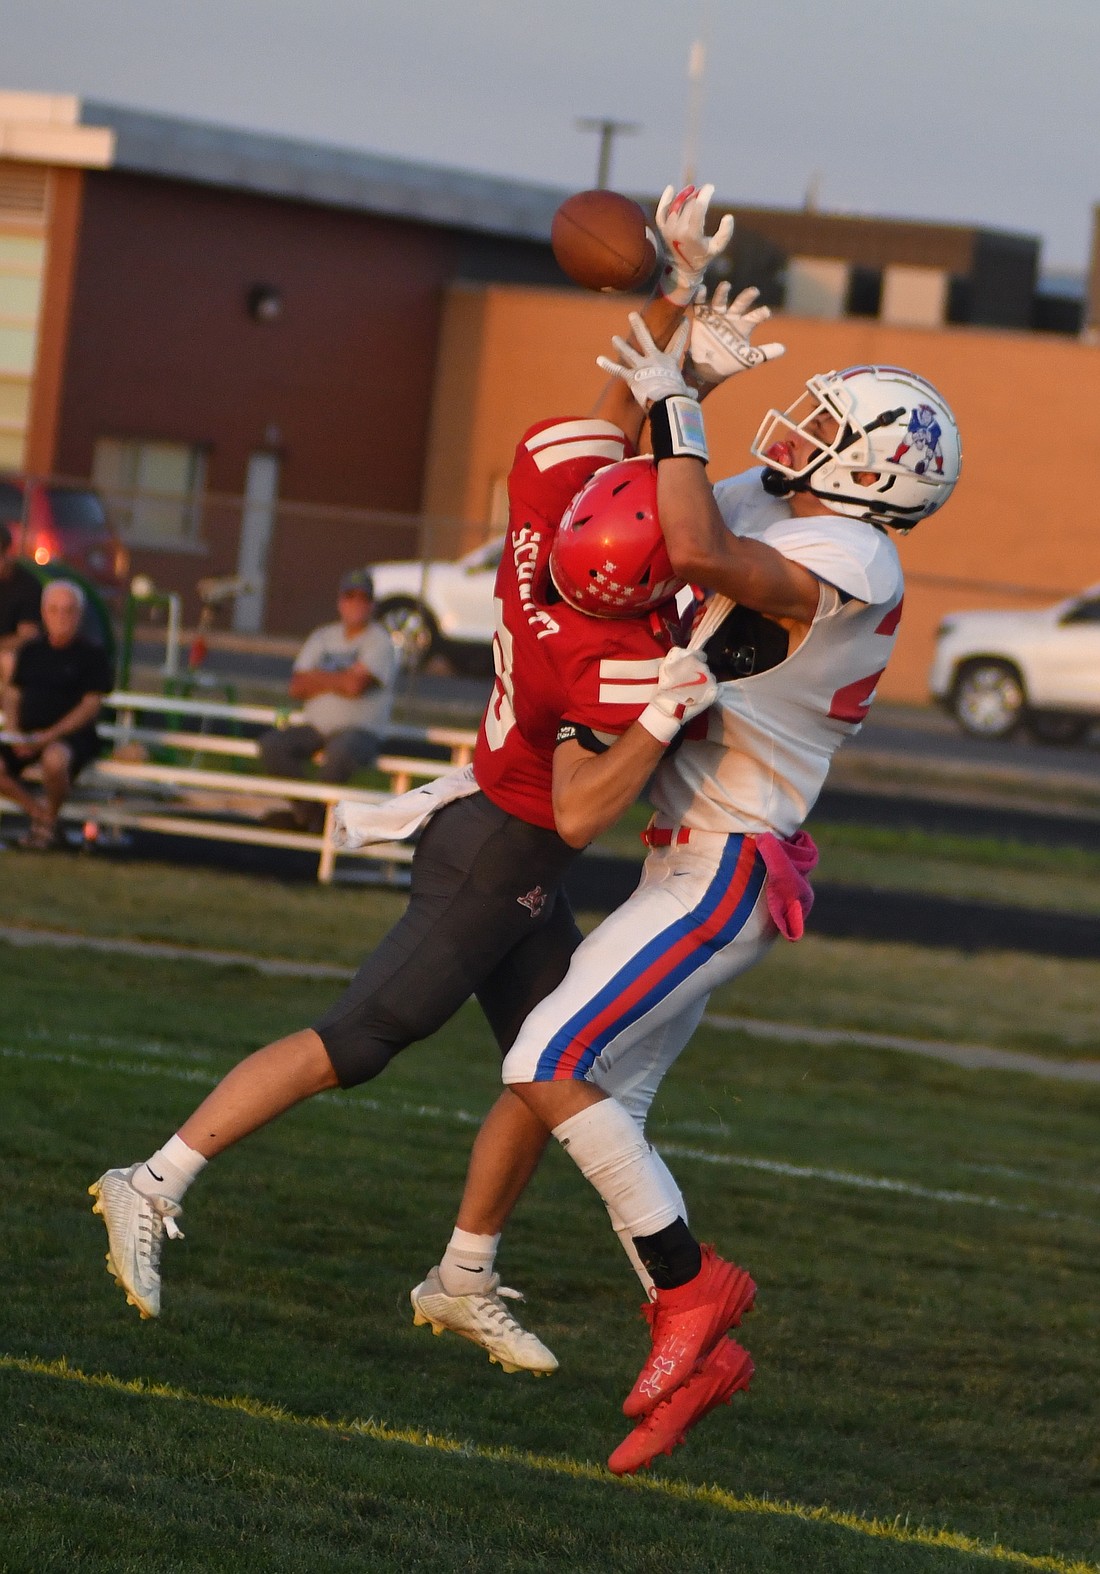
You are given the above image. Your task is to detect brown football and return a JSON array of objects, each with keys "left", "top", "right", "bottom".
[{"left": 551, "top": 189, "right": 656, "bottom": 292}]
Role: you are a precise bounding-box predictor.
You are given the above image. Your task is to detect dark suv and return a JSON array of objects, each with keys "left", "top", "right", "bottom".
[{"left": 0, "top": 476, "right": 129, "bottom": 605}]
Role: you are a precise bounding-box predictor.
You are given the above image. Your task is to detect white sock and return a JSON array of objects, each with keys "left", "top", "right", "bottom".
[
  {"left": 132, "top": 1134, "right": 207, "bottom": 1204},
  {"left": 438, "top": 1226, "right": 500, "bottom": 1296},
  {"left": 607, "top": 1146, "right": 688, "bottom": 1296},
  {"left": 552, "top": 1099, "right": 681, "bottom": 1240}
]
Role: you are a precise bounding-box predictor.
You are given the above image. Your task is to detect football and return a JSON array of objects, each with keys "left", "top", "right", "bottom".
[{"left": 551, "top": 189, "right": 657, "bottom": 292}]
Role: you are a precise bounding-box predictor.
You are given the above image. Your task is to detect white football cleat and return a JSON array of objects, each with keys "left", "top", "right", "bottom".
[
  {"left": 89, "top": 1163, "right": 184, "bottom": 1320},
  {"left": 410, "top": 1267, "right": 558, "bottom": 1376}
]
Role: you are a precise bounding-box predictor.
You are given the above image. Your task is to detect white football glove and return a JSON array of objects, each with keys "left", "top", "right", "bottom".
[
  {"left": 639, "top": 646, "right": 717, "bottom": 745},
  {"left": 597, "top": 314, "right": 694, "bottom": 410},
  {"left": 655, "top": 183, "right": 735, "bottom": 306},
  {"left": 689, "top": 283, "right": 786, "bottom": 386}
]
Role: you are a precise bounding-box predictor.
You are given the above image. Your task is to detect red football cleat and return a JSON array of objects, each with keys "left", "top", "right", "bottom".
[
  {"left": 623, "top": 1244, "right": 755, "bottom": 1418},
  {"left": 608, "top": 1337, "right": 754, "bottom": 1476}
]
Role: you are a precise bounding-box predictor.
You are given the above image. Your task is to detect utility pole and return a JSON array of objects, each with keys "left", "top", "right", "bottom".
[
  {"left": 681, "top": 0, "right": 714, "bottom": 188},
  {"left": 681, "top": 37, "right": 706, "bottom": 187},
  {"left": 575, "top": 117, "right": 639, "bottom": 189}
]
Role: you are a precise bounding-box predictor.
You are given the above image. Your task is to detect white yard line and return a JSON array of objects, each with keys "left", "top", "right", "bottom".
[
  {"left": 0, "top": 923, "right": 353, "bottom": 978},
  {"left": 4, "top": 923, "right": 1099, "bottom": 1082},
  {"left": 4, "top": 1042, "right": 1096, "bottom": 1228},
  {"left": 702, "top": 1013, "right": 1100, "bottom": 1084}
]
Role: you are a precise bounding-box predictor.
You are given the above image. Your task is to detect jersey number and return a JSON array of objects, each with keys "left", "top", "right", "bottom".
[
  {"left": 484, "top": 598, "right": 517, "bottom": 751},
  {"left": 827, "top": 598, "right": 902, "bottom": 723},
  {"left": 827, "top": 668, "right": 884, "bottom": 724}
]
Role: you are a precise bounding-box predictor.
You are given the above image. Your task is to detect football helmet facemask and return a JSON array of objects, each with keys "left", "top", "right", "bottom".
[
  {"left": 550, "top": 456, "right": 685, "bottom": 617},
  {"left": 750, "top": 364, "right": 961, "bottom": 530}
]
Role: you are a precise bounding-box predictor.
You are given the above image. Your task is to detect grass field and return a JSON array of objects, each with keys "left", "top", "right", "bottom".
[
  {"left": 593, "top": 808, "right": 1100, "bottom": 917},
  {"left": 2, "top": 855, "right": 1098, "bottom": 1572}
]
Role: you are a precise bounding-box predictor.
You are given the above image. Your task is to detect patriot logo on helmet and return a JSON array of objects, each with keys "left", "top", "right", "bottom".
[{"left": 888, "top": 404, "right": 945, "bottom": 475}]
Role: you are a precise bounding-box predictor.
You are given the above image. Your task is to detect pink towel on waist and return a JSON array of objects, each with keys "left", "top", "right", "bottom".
[{"left": 756, "top": 829, "right": 819, "bottom": 941}]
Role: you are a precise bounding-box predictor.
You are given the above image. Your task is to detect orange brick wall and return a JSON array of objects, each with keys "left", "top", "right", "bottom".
[{"left": 424, "top": 285, "right": 1100, "bottom": 701}]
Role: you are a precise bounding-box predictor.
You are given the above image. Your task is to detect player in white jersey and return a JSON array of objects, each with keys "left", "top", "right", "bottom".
[
  {"left": 649, "top": 464, "right": 906, "bottom": 839},
  {"left": 417, "top": 293, "right": 962, "bottom": 1472}
]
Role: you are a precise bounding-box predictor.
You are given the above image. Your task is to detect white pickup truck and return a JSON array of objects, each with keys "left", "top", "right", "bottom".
[
  {"left": 371, "top": 537, "right": 504, "bottom": 668},
  {"left": 928, "top": 584, "right": 1100, "bottom": 743}
]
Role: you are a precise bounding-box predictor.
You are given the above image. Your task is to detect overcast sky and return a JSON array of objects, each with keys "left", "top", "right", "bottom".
[{"left": 2, "top": 0, "right": 1096, "bottom": 273}]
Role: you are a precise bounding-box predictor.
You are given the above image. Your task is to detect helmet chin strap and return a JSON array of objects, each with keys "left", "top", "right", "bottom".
[
  {"left": 761, "top": 467, "right": 817, "bottom": 499},
  {"left": 761, "top": 467, "right": 799, "bottom": 497}
]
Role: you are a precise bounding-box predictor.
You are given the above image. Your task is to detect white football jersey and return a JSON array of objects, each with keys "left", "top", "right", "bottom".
[{"left": 649, "top": 468, "right": 904, "bottom": 836}]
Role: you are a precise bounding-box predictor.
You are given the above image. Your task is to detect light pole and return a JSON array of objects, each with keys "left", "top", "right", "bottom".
[
  {"left": 575, "top": 117, "right": 640, "bottom": 189},
  {"left": 681, "top": 0, "right": 718, "bottom": 189}
]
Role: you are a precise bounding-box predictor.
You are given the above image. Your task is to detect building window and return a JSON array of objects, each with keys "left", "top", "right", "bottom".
[
  {"left": 92, "top": 438, "right": 206, "bottom": 549},
  {"left": 0, "top": 225, "right": 47, "bottom": 469},
  {"left": 782, "top": 257, "right": 850, "bottom": 320},
  {"left": 880, "top": 265, "right": 948, "bottom": 328},
  {"left": 846, "top": 266, "right": 883, "bottom": 319},
  {"left": 946, "top": 276, "right": 973, "bottom": 325}
]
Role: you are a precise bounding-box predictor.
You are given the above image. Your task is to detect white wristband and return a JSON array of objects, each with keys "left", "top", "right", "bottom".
[{"left": 637, "top": 703, "right": 681, "bottom": 745}]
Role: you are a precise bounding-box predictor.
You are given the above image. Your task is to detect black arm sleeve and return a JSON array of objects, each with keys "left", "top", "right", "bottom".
[{"left": 556, "top": 720, "right": 612, "bottom": 755}]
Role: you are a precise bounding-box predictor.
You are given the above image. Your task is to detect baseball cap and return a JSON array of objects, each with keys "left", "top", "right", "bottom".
[{"left": 338, "top": 567, "right": 375, "bottom": 597}]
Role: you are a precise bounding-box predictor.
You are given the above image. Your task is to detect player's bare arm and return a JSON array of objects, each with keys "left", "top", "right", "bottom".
[
  {"left": 599, "top": 306, "right": 817, "bottom": 628},
  {"left": 591, "top": 182, "right": 734, "bottom": 445},
  {"left": 551, "top": 730, "right": 664, "bottom": 848},
  {"left": 551, "top": 645, "right": 717, "bottom": 847},
  {"left": 657, "top": 456, "right": 821, "bottom": 625}
]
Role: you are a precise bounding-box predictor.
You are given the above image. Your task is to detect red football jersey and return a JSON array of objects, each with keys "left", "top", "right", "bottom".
[{"left": 474, "top": 417, "right": 678, "bottom": 830}]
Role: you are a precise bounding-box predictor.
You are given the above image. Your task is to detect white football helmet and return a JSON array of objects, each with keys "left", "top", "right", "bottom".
[{"left": 750, "top": 365, "right": 961, "bottom": 530}]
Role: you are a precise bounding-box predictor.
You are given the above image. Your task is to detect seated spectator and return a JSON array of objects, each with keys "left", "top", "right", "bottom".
[
  {"left": 0, "top": 578, "right": 114, "bottom": 849},
  {"left": 0, "top": 521, "right": 42, "bottom": 686},
  {"left": 259, "top": 568, "right": 397, "bottom": 832}
]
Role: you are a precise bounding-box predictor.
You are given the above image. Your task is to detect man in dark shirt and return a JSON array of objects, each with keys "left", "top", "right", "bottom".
[
  {"left": 0, "top": 578, "right": 113, "bottom": 848},
  {"left": 0, "top": 521, "right": 42, "bottom": 685}
]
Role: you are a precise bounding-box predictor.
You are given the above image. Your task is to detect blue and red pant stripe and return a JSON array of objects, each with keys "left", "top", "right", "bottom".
[{"left": 533, "top": 833, "right": 765, "bottom": 1083}]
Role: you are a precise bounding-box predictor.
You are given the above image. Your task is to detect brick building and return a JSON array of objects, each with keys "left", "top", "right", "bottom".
[{"left": 1, "top": 89, "right": 1096, "bottom": 691}]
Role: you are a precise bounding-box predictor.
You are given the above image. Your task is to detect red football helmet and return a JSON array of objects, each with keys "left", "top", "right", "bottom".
[{"left": 550, "top": 456, "right": 684, "bottom": 618}]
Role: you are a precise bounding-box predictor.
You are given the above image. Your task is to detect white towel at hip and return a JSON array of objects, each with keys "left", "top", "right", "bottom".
[{"left": 333, "top": 764, "right": 480, "bottom": 848}]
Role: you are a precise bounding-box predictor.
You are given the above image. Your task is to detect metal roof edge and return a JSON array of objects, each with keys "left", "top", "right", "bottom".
[{"left": 79, "top": 100, "right": 569, "bottom": 241}]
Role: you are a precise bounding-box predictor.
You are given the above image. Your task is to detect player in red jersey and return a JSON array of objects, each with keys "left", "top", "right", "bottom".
[
  {"left": 472, "top": 422, "right": 688, "bottom": 832},
  {"left": 87, "top": 256, "right": 718, "bottom": 1338}
]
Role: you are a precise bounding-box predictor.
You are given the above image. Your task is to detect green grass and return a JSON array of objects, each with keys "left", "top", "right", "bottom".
[
  {"left": 0, "top": 855, "right": 407, "bottom": 969},
  {"left": 593, "top": 807, "right": 1100, "bottom": 916},
  {"left": 810, "top": 824, "right": 1100, "bottom": 917},
  {"left": 1, "top": 866, "right": 1098, "bottom": 1572},
  {"left": 4, "top": 856, "right": 1099, "bottom": 1062},
  {"left": 709, "top": 937, "right": 1100, "bottom": 1060}
]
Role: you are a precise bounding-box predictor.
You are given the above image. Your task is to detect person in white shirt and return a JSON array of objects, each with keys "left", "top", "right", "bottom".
[
  {"left": 259, "top": 567, "right": 397, "bottom": 830},
  {"left": 415, "top": 274, "right": 962, "bottom": 1473}
]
